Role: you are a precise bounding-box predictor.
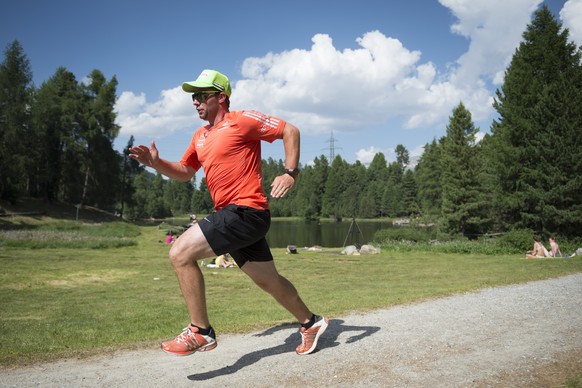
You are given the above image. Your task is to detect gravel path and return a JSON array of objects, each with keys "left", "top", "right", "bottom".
[{"left": 2, "top": 273, "right": 581, "bottom": 387}]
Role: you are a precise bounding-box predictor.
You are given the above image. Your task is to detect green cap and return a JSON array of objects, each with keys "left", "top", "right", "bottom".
[{"left": 182, "top": 69, "right": 232, "bottom": 97}]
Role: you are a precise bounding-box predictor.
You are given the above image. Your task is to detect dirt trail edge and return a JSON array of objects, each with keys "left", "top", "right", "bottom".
[{"left": 2, "top": 273, "right": 581, "bottom": 388}]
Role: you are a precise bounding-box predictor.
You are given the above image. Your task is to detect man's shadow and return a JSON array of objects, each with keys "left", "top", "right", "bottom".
[{"left": 188, "top": 319, "right": 380, "bottom": 381}]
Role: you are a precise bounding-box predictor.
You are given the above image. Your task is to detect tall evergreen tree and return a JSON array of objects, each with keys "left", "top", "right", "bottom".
[
  {"left": 145, "top": 173, "right": 169, "bottom": 218},
  {"left": 294, "top": 155, "right": 329, "bottom": 219},
  {"left": 415, "top": 139, "right": 443, "bottom": 217},
  {"left": 127, "top": 171, "right": 152, "bottom": 219},
  {"left": 382, "top": 158, "right": 406, "bottom": 217},
  {"left": 440, "top": 102, "right": 487, "bottom": 237},
  {"left": 119, "top": 136, "right": 143, "bottom": 218},
  {"left": 367, "top": 152, "right": 389, "bottom": 182},
  {"left": 381, "top": 184, "right": 400, "bottom": 217},
  {"left": 322, "top": 155, "right": 349, "bottom": 220},
  {"left": 31, "top": 67, "right": 82, "bottom": 202},
  {"left": 0, "top": 41, "right": 33, "bottom": 201},
  {"left": 339, "top": 161, "right": 366, "bottom": 217},
  {"left": 401, "top": 169, "right": 419, "bottom": 216},
  {"left": 77, "top": 70, "right": 121, "bottom": 209},
  {"left": 364, "top": 153, "right": 389, "bottom": 217},
  {"left": 395, "top": 144, "right": 410, "bottom": 169},
  {"left": 489, "top": 5, "right": 582, "bottom": 237},
  {"left": 293, "top": 164, "right": 313, "bottom": 219},
  {"left": 358, "top": 190, "right": 377, "bottom": 218}
]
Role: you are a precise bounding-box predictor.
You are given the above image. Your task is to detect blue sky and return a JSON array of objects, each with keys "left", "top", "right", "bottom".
[{"left": 2, "top": 0, "right": 581, "bottom": 174}]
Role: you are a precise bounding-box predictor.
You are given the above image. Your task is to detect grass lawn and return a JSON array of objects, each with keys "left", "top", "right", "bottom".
[{"left": 1, "top": 219, "right": 582, "bottom": 367}]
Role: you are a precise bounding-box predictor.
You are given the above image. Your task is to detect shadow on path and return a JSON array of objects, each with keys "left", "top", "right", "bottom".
[{"left": 187, "top": 319, "right": 380, "bottom": 381}]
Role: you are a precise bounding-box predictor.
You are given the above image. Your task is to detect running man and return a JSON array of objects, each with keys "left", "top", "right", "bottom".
[{"left": 129, "top": 69, "right": 328, "bottom": 356}]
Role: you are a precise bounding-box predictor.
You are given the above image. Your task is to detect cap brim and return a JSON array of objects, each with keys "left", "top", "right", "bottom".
[{"left": 182, "top": 82, "right": 217, "bottom": 93}]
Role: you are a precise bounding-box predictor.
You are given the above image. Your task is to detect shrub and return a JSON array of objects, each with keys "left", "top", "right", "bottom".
[
  {"left": 497, "top": 228, "right": 535, "bottom": 253},
  {"left": 372, "top": 226, "right": 440, "bottom": 244}
]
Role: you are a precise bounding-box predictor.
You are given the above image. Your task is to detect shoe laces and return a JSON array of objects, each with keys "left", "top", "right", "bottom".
[
  {"left": 176, "top": 327, "right": 195, "bottom": 344},
  {"left": 300, "top": 326, "right": 317, "bottom": 342}
]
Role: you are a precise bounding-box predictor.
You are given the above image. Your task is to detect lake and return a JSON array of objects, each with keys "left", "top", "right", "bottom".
[{"left": 265, "top": 219, "right": 394, "bottom": 248}]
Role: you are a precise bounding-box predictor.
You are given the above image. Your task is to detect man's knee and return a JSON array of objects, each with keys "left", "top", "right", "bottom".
[
  {"left": 168, "top": 244, "right": 193, "bottom": 268},
  {"left": 168, "top": 226, "right": 215, "bottom": 267}
]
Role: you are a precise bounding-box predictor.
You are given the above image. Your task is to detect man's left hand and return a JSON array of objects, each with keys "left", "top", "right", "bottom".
[{"left": 270, "top": 174, "right": 295, "bottom": 198}]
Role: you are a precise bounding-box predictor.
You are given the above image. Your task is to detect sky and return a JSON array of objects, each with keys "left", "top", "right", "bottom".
[{"left": 2, "top": 0, "right": 582, "bottom": 175}]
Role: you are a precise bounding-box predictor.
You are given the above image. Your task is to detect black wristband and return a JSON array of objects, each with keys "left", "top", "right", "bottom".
[{"left": 283, "top": 168, "right": 300, "bottom": 179}]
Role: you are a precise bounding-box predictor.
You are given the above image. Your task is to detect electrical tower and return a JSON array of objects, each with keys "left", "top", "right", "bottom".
[{"left": 323, "top": 131, "right": 342, "bottom": 161}]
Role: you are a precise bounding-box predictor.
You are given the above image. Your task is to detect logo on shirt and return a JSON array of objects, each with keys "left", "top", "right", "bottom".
[
  {"left": 242, "top": 111, "right": 280, "bottom": 134},
  {"left": 197, "top": 136, "right": 206, "bottom": 148}
]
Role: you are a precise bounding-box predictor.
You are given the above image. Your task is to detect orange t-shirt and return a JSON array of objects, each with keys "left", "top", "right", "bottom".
[{"left": 180, "top": 110, "right": 286, "bottom": 210}]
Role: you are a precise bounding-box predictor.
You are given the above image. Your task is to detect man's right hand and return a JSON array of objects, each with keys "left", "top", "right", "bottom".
[{"left": 129, "top": 140, "right": 159, "bottom": 168}]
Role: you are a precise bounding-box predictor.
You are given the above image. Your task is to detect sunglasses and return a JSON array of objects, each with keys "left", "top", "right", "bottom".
[{"left": 191, "top": 92, "right": 219, "bottom": 103}]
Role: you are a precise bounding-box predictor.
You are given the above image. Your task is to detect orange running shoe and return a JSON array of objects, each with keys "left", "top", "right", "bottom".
[
  {"left": 161, "top": 325, "right": 217, "bottom": 356},
  {"left": 296, "top": 316, "right": 329, "bottom": 355}
]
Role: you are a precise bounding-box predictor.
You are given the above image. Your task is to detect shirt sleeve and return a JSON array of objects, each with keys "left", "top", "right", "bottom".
[
  {"left": 238, "top": 110, "right": 286, "bottom": 142},
  {"left": 179, "top": 132, "right": 202, "bottom": 170}
]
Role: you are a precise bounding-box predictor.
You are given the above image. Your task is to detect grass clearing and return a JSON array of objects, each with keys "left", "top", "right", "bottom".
[
  {"left": 1, "top": 218, "right": 581, "bottom": 367},
  {"left": 0, "top": 218, "right": 140, "bottom": 249}
]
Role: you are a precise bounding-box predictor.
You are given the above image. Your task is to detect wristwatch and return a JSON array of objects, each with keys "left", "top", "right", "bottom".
[{"left": 283, "top": 168, "right": 300, "bottom": 179}]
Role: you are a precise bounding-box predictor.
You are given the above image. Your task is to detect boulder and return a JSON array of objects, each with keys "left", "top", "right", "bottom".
[{"left": 359, "top": 244, "right": 381, "bottom": 254}]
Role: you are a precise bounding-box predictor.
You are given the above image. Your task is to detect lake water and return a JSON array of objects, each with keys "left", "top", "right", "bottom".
[{"left": 265, "top": 219, "right": 393, "bottom": 248}]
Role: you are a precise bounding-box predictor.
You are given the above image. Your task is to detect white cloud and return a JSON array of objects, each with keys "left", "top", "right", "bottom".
[
  {"left": 114, "top": 1, "right": 549, "bottom": 150},
  {"left": 234, "top": 30, "right": 496, "bottom": 135},
  {"left": 115, "top": 87, "right": 200, "bottom": 138},
  {"left": 561, "top": 0, "right": 582, "bottom": 46},
  {"left": 439, "top": 0, "right": 543, "bottom": 86}
]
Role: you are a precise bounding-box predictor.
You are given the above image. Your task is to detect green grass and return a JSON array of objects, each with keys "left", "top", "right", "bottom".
[
  {"left": 564, "top": 373, "right": 582, "bottom": 388},
  {"left": 1, "top": 219, "right": 582, "bottom": 368},
  {"left": 0, "top": 218, "right": 140, "bottom": 249}
]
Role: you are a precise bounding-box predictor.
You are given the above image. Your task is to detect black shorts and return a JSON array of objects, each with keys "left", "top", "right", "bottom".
[{"left": 198, "top": 204, "right": 273, "bottom": 267}]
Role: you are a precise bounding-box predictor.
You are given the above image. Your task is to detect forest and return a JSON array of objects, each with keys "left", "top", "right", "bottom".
[{"left": 1, "top": 6, "right": 580, "bottom": 240}]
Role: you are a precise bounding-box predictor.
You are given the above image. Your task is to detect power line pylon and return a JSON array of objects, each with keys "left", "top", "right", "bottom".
[{"left": 323, "top": 131, "right": 341, "bottom": 161}]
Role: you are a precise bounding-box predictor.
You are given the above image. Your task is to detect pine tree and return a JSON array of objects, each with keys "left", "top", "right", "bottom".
[
  {"left": 415, "top": 139, "right": 443, "bottom": 217},
  {"left": 364, "top": 152, "right": 389, "bottom": 217},
  {"left": 401, "top": 169, "right": 419, "bottom": 216},
  {"left": 395, "top": 144, "right": 410, "bottom": 168},
  {"left": 119, "top": 136, "right": 143, "bottom": 218},
  {"left": 0, "top": 41, "right": 33, "bottom": 201},
  {"left": 339, "top": 161, "right": 366, "bottom": 217},
  {"left": 294, "top": 155, "right": 328, "bottom": 220},
  {"left": 77, "top": 70, "right": 121, "bottom": 209},
  {"left": 145, "top": 173, "right": 169, "bottom": 218},
  {"left": 127, "top": 172, "right": 153, "bottom": 219},
  {"left": 490, "top": 5, "right": 582, "bottom": 237},
  {"left": 31, "top": 67, "right": 82, "bottom": 202},
  {"left": 440, "top": 102, "right": 487, "bottom": 237},
  {"left": 322, "top": 155, "right": 349, "bottom": 220},
  {"left": 382, "top": 158, "right": 405, "bottom": 217}
]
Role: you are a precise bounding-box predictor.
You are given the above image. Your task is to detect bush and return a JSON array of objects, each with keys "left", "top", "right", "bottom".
[
  {"left": 372, "top": 226, "right": 440, "bottom": 244},
  {"left": 497, "top": 228, "right": 535, "bottom": 253},
  {"left": 373, "top": 226, "right": 532, "bottom": 255},
  {"left": 371, "top": 224, "right": 581, "bottom": 256}
]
